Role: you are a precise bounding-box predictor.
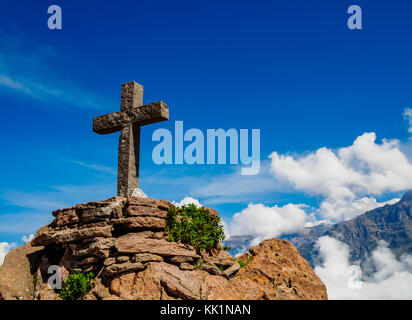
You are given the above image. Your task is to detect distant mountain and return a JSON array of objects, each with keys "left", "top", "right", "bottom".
[
  {"left": 284, "top": 191, "right": 412, "bottom": 274},
  {"left": 223, "top": 235, "right": 255, "bottom": 257},
  {"left": 226, "top": 191, "right": 412, "bottom": 275}
]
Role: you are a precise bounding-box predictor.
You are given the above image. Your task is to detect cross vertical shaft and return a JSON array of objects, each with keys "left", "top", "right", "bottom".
[{"left": 117, "top": 82, "right": 143, "bottom": 197}]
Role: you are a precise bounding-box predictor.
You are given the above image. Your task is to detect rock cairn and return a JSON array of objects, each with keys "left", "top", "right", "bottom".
[
  {"left": 32, "top": 196, "right": 233, "bottom": 281},
  {"left": 0, "top": 196, "right": 327, "bottom": 300}
]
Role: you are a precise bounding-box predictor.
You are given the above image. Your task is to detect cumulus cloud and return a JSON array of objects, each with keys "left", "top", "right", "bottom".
[
  {"left": 270, "top": 132, "right": 412, "bottom": 220},
  {"left": 172, "top": 197, "right": 203, "bottom": 208},
  {"left": 318, "top": 196, "right": 400, "bottom": 221},
  {"left": 0, "top": 242, "right": 16, "bottom": 266},
  {"left": 21, "top": 234, "right": 34, "bottom": 243},
  {"left": 315, "top": 236, "right": 412, "bottom": 299},
  {"left": 228, "top": 203, "right": 310, "bottom": 245}
]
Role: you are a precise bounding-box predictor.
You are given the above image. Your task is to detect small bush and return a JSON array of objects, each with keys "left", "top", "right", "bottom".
[
  {"left": 238, "top": 256, "right": 252, "bottom": 268},
  {"left": 58, "top": 271, "right": 95, "bottom": 300},
  {"left": 166, "top": 204, "right": 225, "bottom": 251}
]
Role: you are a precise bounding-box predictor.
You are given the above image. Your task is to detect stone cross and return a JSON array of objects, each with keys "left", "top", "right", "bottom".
[{"left": 93, "top": 81, "right": 169, "bottom": 197}]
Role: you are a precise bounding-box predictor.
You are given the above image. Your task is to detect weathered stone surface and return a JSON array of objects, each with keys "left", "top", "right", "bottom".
[
  {"left": 110, "top": 262, "right": 205, "bottom": 300},
  {"left": 104, "top": 258, "right": 116, "bottom": 266},
  {"left": 127, "top": 196, "right": 157, "bottom": 207},
  {"left": 116, "top": 256, "right": 129, "bottom": 263},
  {"left": 229, "top": 239, "right": 328, "bottom": 300},
  {"left": 201, "top": 249, "right": 233, "bottom": 267},
  {"left": 131, "top": 253, "right": 163, "bottom": 263},
  {"left": 111, "top": 216, "right": 167, "bottom": 230},
  {"left": 201, "top": 262, "right": 221, "bottom": 275},
  {"left": 167, "top": 255, "right": 195, "bottom": 264},
  {"left": 70, "top": 238, "right": 114, "bottom": 258},
  {"left": 78, "top": 197, "right": 126, "bottom": 222},
  {"left": 78, "top": 221, "right": 107, "bottom": 229},
  {"left": 32, "top": 225, "right": 113, "bottom": 246},
  {"left": 0, "top": 242, "right": 44, "bottom": 300},
  {"left": 82, "top": 278, "right": 117, "bottom": 300},
  {"left": 104, "top": 262, "right": 145, "bottom": 277},
  {"left": 53, "top": 209, "right": 79, "bottom": 227},
  {"left": 180, "top": 262, "right": 195, "bottom": 271},
  {"left": 222, "top": 262, "right": 240, "bottom": 278},
  {"left": 156, "top": 199, "right": 172, "bottom": 210},
  {"left": 115, "top": 233, "right": 200, "bottom": 259},
  {"left": 109, "top": 271, "right": 163, "bottom": 300},
  {"left": 95, "top": 249, "right": 111, "bottom": 259},
  {"left": 93, "top": 102, "right": 169, "bottom": 135},
  {"left": 125, "top": 206, "right": 168, "bottom": 218},
  {"left": 79, "top": 256, "right": 100, "bottom": 266},
  {"left": 73, "top": 196, "right": 126, "bottom": 211}
]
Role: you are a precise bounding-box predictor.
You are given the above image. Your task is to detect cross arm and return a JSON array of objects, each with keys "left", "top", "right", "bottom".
[
  {"left": 127, "top": 101, "right": 169, "bottom": 126},
  {"left": 93, "top": 111, "right": 128, "bottom": 134},
  {"left": 93, "top": 101, "right": 169, "bottom": 134}
]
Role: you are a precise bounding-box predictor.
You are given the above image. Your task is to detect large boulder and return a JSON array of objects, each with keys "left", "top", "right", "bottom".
[
  {"left": 109, "top": 238, "right": 327, "bottom": 300},
  {"left": 0, "top": 242, "right": 44, "bottom": 300}
]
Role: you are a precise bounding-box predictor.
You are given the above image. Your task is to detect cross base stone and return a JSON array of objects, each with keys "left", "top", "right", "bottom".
[{"left": 131, "top": 188, "right": 148, "bottom": 198}]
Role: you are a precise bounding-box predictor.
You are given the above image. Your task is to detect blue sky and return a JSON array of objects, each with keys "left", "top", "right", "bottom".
[{"left": 1, "top": 0, "right": 412, "bottom": 245}]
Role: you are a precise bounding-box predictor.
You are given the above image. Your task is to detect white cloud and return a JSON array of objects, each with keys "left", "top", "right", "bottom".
[
  {"left": 21, "top": 234, "right": 34, "bottom": 243},
  {"left": 318, "top": 196, "right": 400, "bottom": 221},
  {"left": 270, "top": 132, "right": 412, "bottom": 220},
  {"left": 403, "top": 108, "right": 412, "bottom": 138},
  {"left": 315, "top": 236, "right": 412, "bottom": 299},
  {"left": 172, "top": 196, "right": 203, "bottom": 208},
  {"left": 228, "top": 203, "right": 310, "bottom": 245},
  {"left": 0, "top": 242, "right": 16, "bottom": 266}
]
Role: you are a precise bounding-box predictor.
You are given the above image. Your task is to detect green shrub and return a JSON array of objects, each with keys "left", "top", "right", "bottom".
[
  {"left": 58, "top": 271, "right": 95, "bottom": 300},
  {"left": 166, "top": 204, "right": 225, "bottom": 251},
  {"left": 238, "top": 256, "right": 252, "bottom": 268}
]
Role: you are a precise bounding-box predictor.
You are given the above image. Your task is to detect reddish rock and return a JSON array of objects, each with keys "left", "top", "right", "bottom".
[
  {"left": 0, "top": 242, "right": 44, "bottom": 300},
  {"left": 53, "top": 209, "right": 79, "bottom": 227},
  {"left": 131, "top": 253, "right": 163, "bottom": 263},
  {"left": 114, "top": 233, "right": 200, "bottom": 259},
  {"left": 201, "top": 248, "right": 234, "bottom": 267},
  {"left": 104, "top": 262, "right": 145, "bottom": 277},
  {"left": 156, "top": 200, "right": 172, "bottom": 210},
  {"left": 111, "top": 216, "right": 167, "bottom": 230},
  {"left": 32, "top": 225, "right": 113, "bottom": 246},
  {"left": 127, "top": 196, "right": 156, "bottom": 207},
  {"left": 125, "top": 206, "right": 168, "bottom": 218}
]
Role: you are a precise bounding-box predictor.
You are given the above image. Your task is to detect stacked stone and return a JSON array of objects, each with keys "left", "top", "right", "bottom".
[{"left": 31, "top": 196, "right": 236, "bottom": 281}]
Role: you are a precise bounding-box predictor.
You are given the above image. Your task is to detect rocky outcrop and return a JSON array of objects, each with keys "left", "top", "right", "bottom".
[
  {"left": 0, "top": 196, "right": 327, "bottom": 300},
  {"left": 0, "top": 242, "right": 44, "bottom": 300}
]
